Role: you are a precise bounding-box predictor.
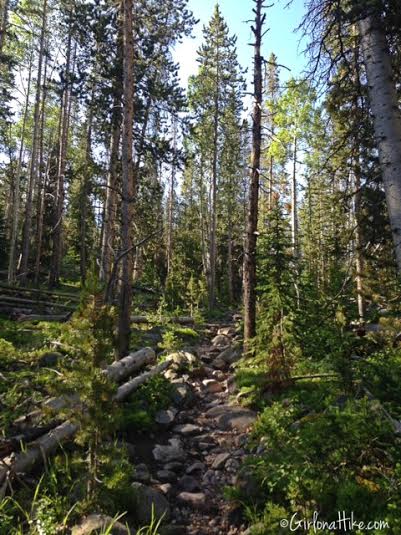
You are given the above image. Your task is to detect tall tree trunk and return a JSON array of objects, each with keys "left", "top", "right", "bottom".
[
  {"left": 291, "top": 135, "right": 298, "bottom": 258},
  {"left": 358, "top": 15, "right": 401, "bottom": 274},
  {"left": 166, "top": 115, "right": 177, "bottom": 276},
  {"left": 34, "top": 45, "right": 49, "bottom": 286},
  {"left": 118, "top": 0, "right": 135, "bottom": 357},
  {"left": 353, "top": 162, "right": 366, "bottom": 323},
  {"left": 0, "top": 0, "right": 9, "bottom": 58},
  {"left": 209, "top": 49, "right": 219, "bottom": 311},
  {"left": 8, "top": 49, "right": 33, "bottom": 284},
  {"left": 80, "top": 103, "right": 93, "bottom": 284},
  {"left": 243, "top": 0, "right": 264, "bottom": 350},
  {"left": 49, "top": 27, "right": 73, "bottom": 288},
  {"left": 20, "top": 0, "right": 47, "bottom": 284}
]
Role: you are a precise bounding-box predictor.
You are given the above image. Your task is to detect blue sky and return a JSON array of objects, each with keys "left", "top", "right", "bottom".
[{"left": 174, "top": 0, "right": 308, "bottom": 90}]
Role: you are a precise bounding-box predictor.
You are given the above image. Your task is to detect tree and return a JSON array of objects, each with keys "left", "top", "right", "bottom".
[{"left": 243, "top": 0, "right": 265, "bottom": 349}]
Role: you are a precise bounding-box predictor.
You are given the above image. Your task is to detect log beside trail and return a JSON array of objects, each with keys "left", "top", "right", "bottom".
[
  {"left": 0, "top": 350, "right": 171, "bottom": 492},
  {"left": 130, "top": 315, "right": 195, "bottom": 325},
  {"left": 16, "top": 313, "right": 72, "bottom": 322},
  {"left": 104, "top": 347, "right": 156, "bottom": 382},
  {"left": 0, "top": 295, "right": 75, "bottom": 310}
]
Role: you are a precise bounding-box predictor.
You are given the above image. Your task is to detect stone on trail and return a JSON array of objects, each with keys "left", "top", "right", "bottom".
[
  {"left": 217, "top": 344, "right": 242, "bottom": 365},
  {"left": 71, "top": 514, "right": 131, "bottom": 535},
  {"left": 202, "top": 378, "right": 224, "bottom": 393},
  {"left": 171, "top": 382, "right": 196, "bottom": 408},
  {"left": 173, "top": 423, "right": 202, "bottom": 436},
  {"left": 186, "top": 461, "right": 206, "bottom": 474},
  {"left": 211, "top": 334, "right": 231, "bottom": 347},
  {"left": 176, "top": 491, "right": 208, "bottom": 510},
  {"left": 166, "top": 351, "right": 198, "bottom": 367},
  {"left": 178, "top": 474, "right": 201, "bottom": 492},
  {"left": 217, "top": 326, "right": 236, "bottom": 337},
  {"left": 211, "top": 452, "right": 230, "bottom": 470},
  {"left": 211, "top": 357, "right": 227, "bottom": 370},
  {"left": 153, "top": 438, "right": 186, "bottom": 463},
  {"left": 155, "top": 408, "right": 177, "bottom": 427},
  {"left": 131, "top": 482, "right": 170, "bottom": 525},
  {"left": 133, "top": 463, "right": 151, "bottom": 483},
  {"left": 206, "top": 404, "right": 257, "bottom": 431},
  {"left": 156, "top": 469, "right": 177, "bottom": 482}
]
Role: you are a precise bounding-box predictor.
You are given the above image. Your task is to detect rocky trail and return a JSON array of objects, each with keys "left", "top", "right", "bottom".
[{"left": 126, "top": 318, "right": 258, "bottom": 535}]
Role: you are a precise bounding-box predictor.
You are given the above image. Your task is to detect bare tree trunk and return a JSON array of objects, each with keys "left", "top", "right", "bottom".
[
  {"left": 243, "top": 0, "right": 264, "bottom": 350},
  {"left": 49, "top": 28, "right": 73, "bottom": 288},
  {"left": 166, "top": 115, "right": 176, "bottom": 276},
  {"left": 209, "top": 52, "right": 219, "bottom": 311},
  {"left": 227, "top": 219, "right": 233, "bottom": 304},
  {"left": 291, "top": 135, "right": 298, "bottom": 258},
  {"left": 118, "top": 0, "right": 135, "bottom": 357},
  {"left": 34, "top": 46, "right": 49, "bottom": 286},
  {"left": 359, "top": 15, "right": 401, "bottom": 274},
  {"left": 80, "top": 103, "right": 93, "bottom": 284},
  {"left": 20, "top": 0, "right": 48, "bottom": 284},
  {"left": 8, "top": 49, "right": 33, "bottom": 284}
]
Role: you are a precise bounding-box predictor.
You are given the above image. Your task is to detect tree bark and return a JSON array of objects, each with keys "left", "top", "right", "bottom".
[
  {"left": 291, "top": 135, "right": 298, "bottom": 258},
  {"left": 118, "top": 0, "right": 135, "bottom": 357},
  {"left": 19, "top": 0, "right": 48, "bottom": 284},
  {"left": 166, "top": 115, "right": 177, "bottom": 276},
  {"left": 8, "top": 49, "right": 33, "bottom": 284},
  {"left": 0, "top": 0, "right": 9, "bottom": 58},
  {"left": 80, "top": 102, "right": 94, "bottom": 284},
  {"left": 358, "top": 15, "right": 401, "bottom": 274},
  {"left": 243, "top": 0, "right": 264, "bottom": 350},
  {"left": 49, "top": 27, "right": 73, "bottom": 288}
]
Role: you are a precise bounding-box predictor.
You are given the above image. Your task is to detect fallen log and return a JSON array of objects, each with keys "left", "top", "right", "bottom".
[
  {"left": 0, "top": 295, "right": 75, "bottom": 310},
  {"left": 114, "top": 359, "right": 173, "bottom": 401},
  {"left": 0, "top": 356, "right": 171, "bottom": 491},
  {"left": 104, "top": 347, "right": 155, "bottom": 382},
  {"left": 17, "top": 313, "right": 72, "bottom": 322},
  {"left": 130, "top": 315, "right": 195, "bottom": 325},
  {"left": 0, "top": 283, "right": 80, "bottom": 301}
]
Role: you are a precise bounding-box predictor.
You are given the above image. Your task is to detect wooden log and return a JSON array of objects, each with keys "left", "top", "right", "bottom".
[
  {"left": 114, "top": 360, "right": 172, "bottom": 401},
  {"left": 104, "top": 347, "right": 155, "bottom": 382},
  {"left": 130, "top": 315, "right": 195, "bottom": 325},
  {"left": 16, "top": 313, "right": 72, "bottom": 322},
  {"left": 0, "top": 283, "right": 80, "bottom": 300},
  {"left": 0, "top": 420, "right": 78, "bottom": 487},
  {"left": 0, "top": 356, "right": 171, "bottom": 489},
  {"left": 0, "top": 295, "right": 75, "bottom": 310}
]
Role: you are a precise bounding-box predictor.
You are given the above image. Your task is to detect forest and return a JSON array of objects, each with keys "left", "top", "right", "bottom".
[{"left": 1, "top": 0, "right": 401, "bottom": 533}]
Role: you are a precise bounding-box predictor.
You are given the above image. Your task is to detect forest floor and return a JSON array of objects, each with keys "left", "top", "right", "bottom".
[{"left": 128, "top": 318, "right": 255, "bottom": 535}]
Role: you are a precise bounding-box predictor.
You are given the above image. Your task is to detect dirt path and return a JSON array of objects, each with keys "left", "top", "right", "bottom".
[{"left": 130, "top": 319, "right": 257, "bottom": 535}]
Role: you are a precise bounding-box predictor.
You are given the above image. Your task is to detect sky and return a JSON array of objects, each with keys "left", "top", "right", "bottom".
[{"left": 173, "top": 0, "right": 309, "bottom": 91}]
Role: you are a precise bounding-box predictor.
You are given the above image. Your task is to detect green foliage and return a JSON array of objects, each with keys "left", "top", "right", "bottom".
[{"left": 120, "top": 375, "right": 173, "bottom": 431}]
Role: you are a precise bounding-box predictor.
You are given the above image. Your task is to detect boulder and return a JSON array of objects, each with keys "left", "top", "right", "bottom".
[
  {"left": 176, "top": 492, "right": 207, "bottom": 510},
  {"left": 155, "top": 408, "right": 177, "bottom": 427},
  {"left": 131, "top": 482, "right": 170, "bottom": 525},
  {"left": 217, "top": 326, "right": 236, "bottom": 337},
  {"left": 71, "top": 514, "right": 131, "bottom": 535},
  {"left": 166, "top": 351, "right": 198, "bottom": 368},
  {"left": 177, "top": 475, "right": 200, "bottom": 492},
  {"left": 133, "top": 463, "right": 151, "bottom": 483},
  {"left": 202, "top": 379, "right": 224, "bottom": 393},
  {"left": 211, "top": 452, "right": 230, "bottom": 470},
  {"left": 211, "top": 357, "right": 227, "bottom": 370},
  {"left": 186, "top": 461, "right": 206, "bottom": 474},
  {"left": 173, "top": 423, "right": 202, "bottom": 436},
  {"left": 171, "top": 382, "right": 195, "bottom": 408},
  {"left": 153, "top": 438, "right": 186, "bottom": 463},
  {"left": 211, "top": 334, "right": 230, "bottom": 347},
  {"left": 218, "top": 345, "right": 242, "bottom": 365},
  {"left": 156, "top": 470, "right": 176, "bottom": 482},
  {"left": 206, "top": 404, "right": 257, "bottom": 432}
]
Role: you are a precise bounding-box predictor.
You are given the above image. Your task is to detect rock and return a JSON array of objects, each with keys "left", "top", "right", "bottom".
[
  {"left": 178, "top": 475, "right": 200, "bottom": 492},
  {"left": 71, "top": 514, "right": 131, "bottom": 535},
  {"left": 217, "top": 326, "right": 236, "bottom": 337},
  {"left": 202, "top": 379, "right": 224, "bottom": 393},
  {"left": 211, "top": 357, "right": 227, "bottom": 370},
  {"left": 155, "top": 408, "right": 177, "bottom": 427},
  {"left": 211, "top": 452, "right": 230, "bottom": 470},
  {"left": 164, "top": 461, "right": 184, "bottom": 472},
  {"left": 156, "top": 470, "right": 176, "bottom": 482},
  {"left": 226, "top": 375, "right": 237, "bottom": 394},
  {"left": 206, "top": 404, "right": 257, "bottom": 432},
  {"left": 176, "top": 492, "right": 207, "bottom": 510},
  {"left": 133, "top": 463, "right": 150, "bottom": 483},
  {"left": 38, "top": 351, "right": 63, "bottom": 367},
  {"left": 234, "top": 467, "right": 260, "bottom": 500},
  {"left": 153, "top": 438, "right": 186, "bottom": 463},
  {"left": 131, "top": 482, "right": 170, "bottom": 525},
  {"left": 164, "top": 369, "right": 179, "bottom": 381},
  {"left": 218, "top": 345, "right": 242, "bottom": 365},
  {"left": 158, "top": 483, "right": 172, "bottom": 495},
  {"left": 166, "top": 351, "right": 198, "bottom": 368},
  {"left": 171, "top": 383, "right": 195, "bottom": 408},
  {"left": 159, "top": 526, "right": 187, "bottom": 535},
  {"left": 173, "top": 423, "right": 202, "bottom": 436},
  {"left": 186, "top": 461, "right": 206, "bottom": 474},
  {"left": 212, "top": 334, "right": 230, "bottom": 347}
]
